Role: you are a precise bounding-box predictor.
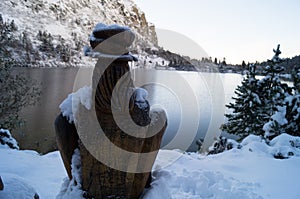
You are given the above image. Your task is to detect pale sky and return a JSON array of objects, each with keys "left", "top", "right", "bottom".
[{"left": 135, "top": 0, "right": 300, "bottom": 64}]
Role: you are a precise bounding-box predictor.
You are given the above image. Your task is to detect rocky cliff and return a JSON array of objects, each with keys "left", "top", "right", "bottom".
[{"left": 0, "top": 0, "right": 159, "bottom": 67}]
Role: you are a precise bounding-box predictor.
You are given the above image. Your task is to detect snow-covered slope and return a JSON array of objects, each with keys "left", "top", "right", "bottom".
[{"left": 0, "top": 0, "right": 158, "bottom": 67}]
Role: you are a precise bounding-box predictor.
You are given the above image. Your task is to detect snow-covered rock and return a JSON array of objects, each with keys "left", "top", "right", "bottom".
[
  {"left": 0, "top": 149, "right": 66, "bottom": 199},
  {"left": 269, "top": 133, "right": 300, "bottom": 158},
  {"left": 237, "top": 134, "right": 300, "bottom": 159},
  {"left": 0, "top": 129, "right": 19, "bottom": 150},
  {"left": 0, "top": 174, "right": 39, "bottom": 199}
]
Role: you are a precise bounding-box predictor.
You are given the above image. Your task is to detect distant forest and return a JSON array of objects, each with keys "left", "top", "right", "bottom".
[{"left": 223, "top": 55, "right": 300, "bottom": 75}]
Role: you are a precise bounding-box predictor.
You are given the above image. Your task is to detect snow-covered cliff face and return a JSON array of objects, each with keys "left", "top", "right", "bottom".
[{"left": 0, "top": 0, "right": 158, "bottom": 67}]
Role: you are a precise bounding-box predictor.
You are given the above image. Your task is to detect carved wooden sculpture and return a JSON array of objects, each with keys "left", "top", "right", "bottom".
[{"left": 55, "top": 24, "right": 167, "bottom": 199}]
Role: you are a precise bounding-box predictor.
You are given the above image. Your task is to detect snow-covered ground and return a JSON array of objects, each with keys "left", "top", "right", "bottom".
[{"left": 1, "top": 134, "right": 300, "bottom": 199}]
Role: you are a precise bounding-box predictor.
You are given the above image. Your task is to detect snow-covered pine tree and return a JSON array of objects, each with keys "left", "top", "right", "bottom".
[
  {"left": 207, "top": 136, "right": 240, "bottom": 155},
  {"left": 259, "top": 64, "right": 290, "bottom": 111},
  {"left": 292, "top": 65, "right": 300, "bottom": 94},
  {"left": 261, "top": 63, "right": 293, "bottom": 139},
  {"left": 271, "top": 44, "right": 282, "bottom": 63},
  {"left": 283, "top": 65, "right": 300, "bottom": 136},
  {"left": 222, "top": 65, "right": 264, "bottom": 139},
  {"left": 0, "top": 15, "right": 41, "bottom": 130}
]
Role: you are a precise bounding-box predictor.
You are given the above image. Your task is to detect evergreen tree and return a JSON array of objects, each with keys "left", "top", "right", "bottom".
[
  {"left": 258, "top": 65, "right": 283, "bottom": 111},
  {"left": 10, "top": 20, "right": 17, "bottom": 32},
  {"left": 281, "top": 65, "right": 300, "bottom": 136},
  {"left": 261, "top": 46, "right": 299, "bottom": 139},
  {"left": 0, "top": 15, "right": 41, "bottom": 129},
  {"left": 55, "top": 36, "right": 72, "bottom": 62},
  {"left": 0, "top": 14, "right": 16, "bottom": 51},
  {"left": 242, "top": 60, "right": 246, "bottom": 68},
  {"left": 261, "top": 64, "right": 293, "bottom": 139},
  {"left": 221, "top": 65, "right": 264, "bottom": 139},
  {"left": 37, "top": 30, "right": 55, "bottom": 55},
  {"left": 222, "top": 57, "right": 227, "bottom": 66},
  {"left": 214, "top": 58, "right": 218, "bottom": 65},
  {"left": 207, "top": 136, "right": 240, "bottom": 155},
  {"left": 1, "top": 14, "right": 38, "bottom": 65},
  {"left": 0, "top": 55, "right": 41, "bottom": 130},
  {"left": 283, "top": 94, "right": 300, "bottom": 136},
  {"left": 292, "top": 65, "right": 300, "bottom": 94},
  {"left": 221, "top": 46, "right": 297, "bottom": 140},
  {"left": 19, "top": 31, "right": 35, "bottom": 63},
  {"left": 0, "top": 53, "right": 41, "bottom": 129},
  {"left": 271, "top": 44, "right": 282, "bottom": 63}
]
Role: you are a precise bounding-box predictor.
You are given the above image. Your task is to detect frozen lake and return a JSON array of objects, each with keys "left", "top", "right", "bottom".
[
  {"left": 12, "top": 67, "right": 243, "bottom": 153},
  {"left": 132, "top": 69, "right": 243, "bottom": 152}
]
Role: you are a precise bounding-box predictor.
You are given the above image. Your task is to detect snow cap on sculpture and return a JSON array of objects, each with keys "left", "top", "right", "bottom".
[
  {"left": 85, "top": 23, "right": 137, "bottom": 61},
  {"left": 90, "top": 23, "right": 135, "bottom": 48}
]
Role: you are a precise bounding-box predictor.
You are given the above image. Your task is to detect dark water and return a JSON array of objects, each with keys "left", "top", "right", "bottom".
[
  {"left": 12, "top": 67, "right": 93, "bottom": 153},
  {"left": 11, "top": 67, "right": 243, "bottom": 153}
]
